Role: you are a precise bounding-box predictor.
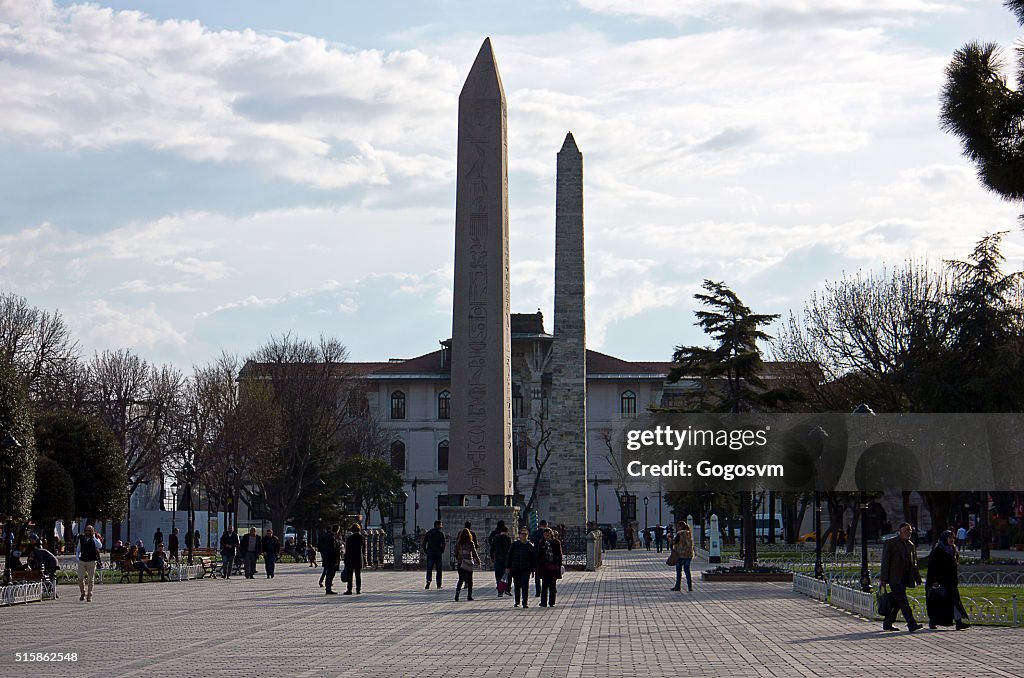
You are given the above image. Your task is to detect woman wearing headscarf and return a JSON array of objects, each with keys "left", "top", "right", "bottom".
[
  {"left": 454, "top": 527, "right": 481, "bottom": 601},
  {"left": 926, "top": 529, "right": 970, "bottom": 630}
]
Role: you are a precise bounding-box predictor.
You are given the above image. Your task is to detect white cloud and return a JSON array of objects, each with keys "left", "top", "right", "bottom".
[{"left": 69, "top": 299, "right": 187, "bottom": 352}]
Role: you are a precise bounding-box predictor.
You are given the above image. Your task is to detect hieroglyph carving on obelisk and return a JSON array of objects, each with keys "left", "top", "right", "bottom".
[{"left": 448, "top": 38, "right": 513, "bottom": 498}]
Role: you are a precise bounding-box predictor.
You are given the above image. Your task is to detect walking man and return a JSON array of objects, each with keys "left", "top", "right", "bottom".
[
  {"left": 262, "top": 528, "right": 281, "bottom": 579},
  {"left": 654, "top": 524, "right": 665, "bottom": 553},
  {"left": 168, "top": 527, "right": 180, "bottom": 563},
  {"left": 880, "top": 522, "right": 923, "bottom": 633},
  {"left": 240, "top": 527, "right": 261, "bottom": 579},
  {"left": 423, "top": 520, "right": 446, "bottom": 589},
  {"left": 153, "top": 527, "right": 164, "bottom": 550},
  {"left": 490, "top": 524, "right": 512, "bottom": 595},
  {"left": 319, "top": 525, "right": 340, "bottom": 594},
  {"left": 219, "top": 526, "right": 239, "bottom": 579},
  {"left": 76, "top": 525, "right": 102, "bottom": 602},
  {"left": 531, "top": 520, "right": 547, "bottom": 597}
]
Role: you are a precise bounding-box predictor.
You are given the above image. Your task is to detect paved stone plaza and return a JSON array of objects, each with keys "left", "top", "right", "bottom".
[{"left": 2, "top": 550, "right": 1022, "bottom": 677}]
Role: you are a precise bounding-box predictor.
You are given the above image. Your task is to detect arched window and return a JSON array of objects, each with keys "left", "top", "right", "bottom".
[
  {"left": 437, "top": 440, "right": 449, "bottom": 472},
  {"left": 390, "top": 390, "right": 406, "bottom": 419},
  {"left": 390, "top": 440, "right": 406, "bottom": 470},
  {"left": 621, "top": 390, "right": 637, "bottom": 417},
  {"left": 437, "top": 390, "right": 451, "bottom": 420}
]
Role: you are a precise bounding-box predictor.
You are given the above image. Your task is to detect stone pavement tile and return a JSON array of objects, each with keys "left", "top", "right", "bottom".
[{"left": 0, "top": 549, "right": 1021, "bottom": 677}]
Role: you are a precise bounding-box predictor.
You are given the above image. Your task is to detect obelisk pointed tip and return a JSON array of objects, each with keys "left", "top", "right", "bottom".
[
  {"left": 461, "top": 38, "right": 504, "bottom": 101},
  {"left": 560, "top": 132, "right": 579, "bottom": 153}
]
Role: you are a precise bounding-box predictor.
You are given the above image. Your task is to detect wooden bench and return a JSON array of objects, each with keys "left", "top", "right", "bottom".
[
  {"left": 113, "top": 555, "right": 168, "bottom": 583},
  {"left": 11, "top": 569, "right": 57, "bottom": 599}
]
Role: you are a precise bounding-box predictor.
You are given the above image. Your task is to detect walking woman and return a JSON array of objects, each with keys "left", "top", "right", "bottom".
[
  {"left": 507, "top": 526, "right": 536, "bottom": 608},
  {"left": 343, "top": 524, "right": 365, "bottom": 595},
  {"left": 926, "top": 530, "right": 970, "bottom": 630},
  {"left": 536, "top": 527, "right": 563, "bottom": 608},
  {"left": 454, "top": 527, "right": 481, "bottom": 601},
  {"left": 671, "top": 521, "right": 695, "bottom": 592}
]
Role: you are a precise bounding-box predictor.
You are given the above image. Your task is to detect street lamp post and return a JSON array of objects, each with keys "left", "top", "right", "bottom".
[
  {"left": 853, "top": 403, "right": 874, "bottom": 592},
  {"left": 643, "top": 496, "right": 649, "bottom": 530},
  {"left": 814, "top": 491, "right": 824, "bottom": 579},
  {"left": 592, "top": 476, "right": 600, "bottom": 523},
  {"left": 170, "top": 482, "right": 179, "bottom": 532},
  {"left": 183, "top": 461, "right": 195, "bottom": 565},
  {"left": 411, "top": 478, "right": 419, "bottom": 537},
  {"left": 2, "top": 431, "right": 22, "bottom": 584}
]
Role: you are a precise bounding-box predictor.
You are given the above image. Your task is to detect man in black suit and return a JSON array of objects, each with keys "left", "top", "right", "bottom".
[{"left": 319, "top": 525, "right": 340, "bottom": 595}]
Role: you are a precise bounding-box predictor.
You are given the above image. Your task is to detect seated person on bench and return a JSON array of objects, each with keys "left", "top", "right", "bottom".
[
  {"left": 24, "top": 544, "right": 60, "bottom": 579},
  {"left": 150, "top": 543, "right": 169, "bottom": 581}
]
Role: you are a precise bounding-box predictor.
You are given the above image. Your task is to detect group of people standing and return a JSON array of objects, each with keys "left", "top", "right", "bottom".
[
  {"left": 317, "top": 523, "right": 366, "bottom": 595},
  {"left": 421, "top": 519, "right": 564, "bottom": 607},
  {"left": 879, "top": 521, "right": 970, "bottom": 633},
  {"left": 216, "top": 526, "right": 281, "bottom": 579}
]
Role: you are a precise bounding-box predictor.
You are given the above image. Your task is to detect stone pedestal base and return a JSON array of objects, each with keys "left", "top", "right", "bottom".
[{"left": 440, "top": 505, "right": 520, "bottom": 566}]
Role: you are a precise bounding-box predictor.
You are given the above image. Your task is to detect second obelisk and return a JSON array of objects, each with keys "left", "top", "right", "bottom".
[{"left": 448, "top": 38, "right": 513, "bottom": 504}]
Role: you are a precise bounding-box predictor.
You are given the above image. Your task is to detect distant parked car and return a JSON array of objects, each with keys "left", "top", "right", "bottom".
[{"left": 797, "top": 531, "right": 817, "bottom": 543}]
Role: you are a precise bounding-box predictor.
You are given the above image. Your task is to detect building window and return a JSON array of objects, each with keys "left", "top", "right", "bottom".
[
  {"left": 512, "top": 384, "right": 524, "bottom": 419},
  {"left": 390, "top": 390, "right": 406, "bottom": 419},
  {"left": 437, "top": 390, "right": 451, "bottom": 420},
  {"left": 513, "top": 430, "right": 528, "bottom": 470},
  {"left": 621, "top": 390, "right": 637, "bottom": 417},
  {"left": 437, "top": 440, "right": 449, "bottom": 472},
  {"left": 390, "top": 440, "right": 406, "bottom": 470}
]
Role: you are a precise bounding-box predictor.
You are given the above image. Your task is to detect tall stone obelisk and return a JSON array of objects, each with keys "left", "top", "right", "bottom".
[
  {"left": 448, "top": 38, "right": 513, "bottom": 504},
  {"left": 547, "top": 132, "right": 588, "bottom": 527}
]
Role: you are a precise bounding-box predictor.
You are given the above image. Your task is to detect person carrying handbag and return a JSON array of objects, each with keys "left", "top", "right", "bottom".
[
  {"left": 536, "top": 527, "right": 564, "bottom": 608},
  {"left": 670, "top": 521, "right": 696, "bottom": 592},
  {"left": 454, "top": 528, "right": 481, "bottom": 601}
]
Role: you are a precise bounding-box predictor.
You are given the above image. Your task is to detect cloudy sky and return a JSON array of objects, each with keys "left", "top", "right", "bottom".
[{"left": 1, "top": 0, "right": 1022, "bottom": 370}]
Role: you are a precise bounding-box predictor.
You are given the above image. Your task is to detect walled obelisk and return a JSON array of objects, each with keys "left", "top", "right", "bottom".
[
  {"left": 447, "top": 38, "right": 514, "bottom": 505},
  {"left": 547, "top": 132, "right": 588, "bottom": 527}
]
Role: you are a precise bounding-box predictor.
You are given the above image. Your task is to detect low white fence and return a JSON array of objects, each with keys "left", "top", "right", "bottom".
[
  {"left": 792, "top": 573, "right": 1021, "bottom": 627},
  {"left": 0, "top": 582, "right": 44, "bottom": 606}
]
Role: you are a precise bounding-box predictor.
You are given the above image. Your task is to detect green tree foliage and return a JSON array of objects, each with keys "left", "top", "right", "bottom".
[
  {"left": 669, "top": 281, "right": 784, "bottom": 567},
  {"left": 336, "top": 455, "right": 404, "bottom": 526},
  {"left": 940, "top": 1, "right": 1024, "bottom": 203},
  {"left": 31, "top": 457, "right": 75, "bottom": 523},
  {"left": 34, "top": 410, "right": 128, "bottom": 521},
  {"left": 669, "top": 280, "right": 783, "bottom": 413},
  {"left": 0, "top": 362, "right": 38, "bottom": 520}
]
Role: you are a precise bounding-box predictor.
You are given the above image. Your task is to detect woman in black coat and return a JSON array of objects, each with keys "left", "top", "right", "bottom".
[
  {"left": 926, "top": 530, "right": 970, "bottom": 630},
  {"left": 536, "top": 527, "right": 563, "bottom": 608},
  {"left": 343, "top": 524, "right": 366, "bottom": 595}
]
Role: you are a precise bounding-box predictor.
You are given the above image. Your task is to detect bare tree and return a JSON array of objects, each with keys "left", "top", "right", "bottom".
[
  {"left": 518, "top": 413, "right": 553, "bottom": 521},
  {"left": 86, "top": 349, "right": 184, "bottom": 494},
  {"left": 241, "top": 334, "right": 362, "bottom": 538},
  {"left": 0, "top": 292, "right": 80, "bottom": 403}
]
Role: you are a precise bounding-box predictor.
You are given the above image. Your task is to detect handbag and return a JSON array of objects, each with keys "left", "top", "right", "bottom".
[
  {"left": 877, "top": 588, "right": 893, "bottom": 617},
  {"left": 340, "top": 565, "right": 352, "bottom": 583},
  {"left": 497, "top": 570, "right": 511, "bottom": 594},
  {"left": 927, "top": 583, "right": 947, "bottom": 600},
  {"left": 666, "top": 551, "right": 680, "bottom": 566},
  {"left": 543, "top": 561, "right": 561, "bottom": 575}
]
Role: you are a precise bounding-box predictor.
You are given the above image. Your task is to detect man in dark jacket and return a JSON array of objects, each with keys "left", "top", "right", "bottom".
[
  {"left": 240, "top": 527, "right": 261, "bottom": 579},
  {"left": 422, "top": 520, "right": 446, "bottom": 589},
  {"left": 490, "top": 524, "right": 513, "bottom": 596},
  {"left": 880, "top": 522, "right": 923, "bottom": 632},
  {"left": 262, "top": 529, "right": 281, "bottom": 579},
  {"left": 507, "top": 527, "right": 536, "bottom": 608},
  {"left": 219, "top": 527, "right": 239, "bottom": 579},
  {"left": 168, "top": 528, "right": 180, "bottom": 563},
  {"left": 319, "top": 525, "right": 340, "bottom": 594},
  {"left": 531, "top": 520, "right": 547, "bottom": 596}
]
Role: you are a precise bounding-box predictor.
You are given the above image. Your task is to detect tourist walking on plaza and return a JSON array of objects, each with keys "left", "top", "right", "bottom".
[
  {"left": 454, "top": 527, "right": 481, "bottom": 601},
  {"left": 262, "top": 528, "right": 281, "bottom": 579},
  {"left": 671, "top": 521, "right": 695, "bottom": 592},
  {"left": 319, "top": 525, "right": 340, "bottom": 594},
  {"left": 643, "top": 528, "right": 652, "bottom": 551},
  {"left": 880, "top": 522, "right": 923, "bottom": 632},
  {"left": 76, "top": 524, "right": 102, "bottom": 602},
  {"left": 423, "top": 520, "right": 446, "bottom": 589},
  {"left": 219, "top": 526, "right": 239, "bottom": 579},
  {"left": 625, "top": 525, "right": 635, "bottom": 551},
  {"left": 344, "top": 524, "right": 365, "bottom": 595},
  {"left": 507, "top": 526, "right": 536, "bottom": 608},
  {"left": 168, "top": 527, "right": 180, "bottom": 563},
  {"left": 926, "top": 530, "right": 970, "bottom": 630},
  {"left": 240, "top": 527, "right": 261, "bottom": 578},
  {"left": 537, "top": 527, "right": 563, "bottom": 607},
  {"left": 955, "top": 525, "right": 968, "bottom": 551},
  {"left": 153, "top": 527, "right": 163, "bottom": 550},
  {"left": 531, "top": 520, "right": 547, "bottom": 596},
  {"left": 490, "top": 523, "right": 512, "bottom": 595},
  {"left": 654, "top": 524, "right": 665, "bottom": 553}
]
